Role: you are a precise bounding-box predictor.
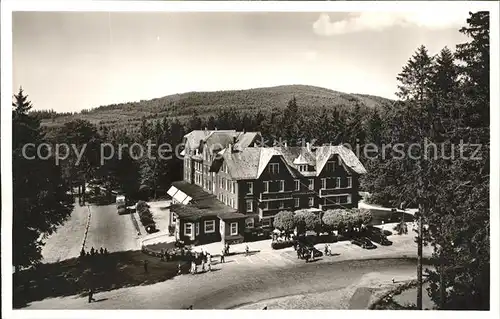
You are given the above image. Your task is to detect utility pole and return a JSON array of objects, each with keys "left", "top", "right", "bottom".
[{"left": 417, "top": 203, "right": 423, "bottom": 310}]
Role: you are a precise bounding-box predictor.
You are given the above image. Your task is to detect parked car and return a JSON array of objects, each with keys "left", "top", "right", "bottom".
[
  {"left": 145, "top": 224, "right": 158, "bottom": 234},
  {"left": 351, "top": 237, "right": 377, "bottom": 249},
  {"left": 363, "top": 227, "right": 393, "bottom": 246},
  {"left": 366, "top": 232, "right": 393, "bottom": 246},
  {"left": 297, "top": 245, "right": 323, "bottom": 259}
]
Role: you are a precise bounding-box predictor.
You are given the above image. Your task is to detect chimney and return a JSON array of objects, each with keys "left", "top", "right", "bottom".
[
  {"left": 228, "top": 144, "right": 233, "bottom": 153},
  {"left": 284, "top": 141, "right": 287, "bottom": 147},
  {"left": 306, "top": 142, "right": 310, "bottom": 152}
]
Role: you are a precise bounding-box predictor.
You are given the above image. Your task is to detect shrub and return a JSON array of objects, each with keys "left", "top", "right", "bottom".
[
  {"left": 271, "top": 240, "right": 294, "bottom": 250},
  {"left": 317, "top": 233, "right": 338, "bottom": 243},
  {"left": 136, "top": 200, "right": 149, "bottom": 213}
]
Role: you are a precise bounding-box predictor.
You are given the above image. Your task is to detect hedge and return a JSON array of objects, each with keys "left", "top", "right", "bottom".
[{"left": 271, "top": 240, "right": 295, "bottom": 250}]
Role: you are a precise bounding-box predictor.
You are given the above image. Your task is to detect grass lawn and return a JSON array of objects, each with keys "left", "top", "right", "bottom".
[{"left": 13, "top": 250, "right": 188, "bottom": 308}]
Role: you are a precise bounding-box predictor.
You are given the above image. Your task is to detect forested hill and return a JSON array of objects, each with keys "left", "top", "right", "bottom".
[{"left": 38, "top": 85, "right": 393, "bottom": 128}]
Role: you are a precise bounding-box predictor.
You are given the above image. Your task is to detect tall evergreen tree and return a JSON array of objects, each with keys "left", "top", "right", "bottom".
[
  {"left": 12, "top": 88, "right": 73, "bottom": 270},
  {"left": 396, "top": 45, "right": 435, "bottom": 102}
]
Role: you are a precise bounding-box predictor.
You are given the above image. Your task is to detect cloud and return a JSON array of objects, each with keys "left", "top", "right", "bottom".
[{"left": 312, "top": 11, "right": 470, "bottom": 36}]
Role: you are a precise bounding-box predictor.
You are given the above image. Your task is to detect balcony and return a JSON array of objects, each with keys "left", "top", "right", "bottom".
[
  {"left": 258, "top": 191, "right": 294, "bottom": 202},
  {"left": 258, "top": 207, "right": 290, "bottom": 218},
  {"left": 319, "top": 188, "right": 351, "bottom": 197}
]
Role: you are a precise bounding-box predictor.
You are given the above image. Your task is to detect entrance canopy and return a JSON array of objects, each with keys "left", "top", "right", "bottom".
[{"left": 167, "top": 186, "right": 192, "bottom": 205}]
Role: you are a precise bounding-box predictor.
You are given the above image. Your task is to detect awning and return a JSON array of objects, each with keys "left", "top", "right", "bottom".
[{"left": 167, "top": 186, "right": 192, "bottom": 205}]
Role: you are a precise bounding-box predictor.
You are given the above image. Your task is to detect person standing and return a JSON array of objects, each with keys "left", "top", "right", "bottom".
[
  {"left": 220, "top": 249, "right": 225, "bottom": 263},
  {"left": 207, "top": 254, "right": 212, "bottom": 272},
  {"left": 88, "top": 288, "right": 96, "bottom": 303},
  {"left": 177, "top": 263, "right": 182, "bottom": 275},
  {"left": 191, "top": 260, "right": 197, "bottom": 275},
  {"left": 245, "top": 245, "right": 250, "bottom": 256}
]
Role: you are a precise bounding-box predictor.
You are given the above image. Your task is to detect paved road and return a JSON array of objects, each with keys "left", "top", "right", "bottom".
[
  {"left": 26, "top": 258, "right": 422, "bottom": 309},
  {"left": 41, "top": 202, "right": 89, "bottom": 263},
  {"left": 84, "top": 204, "right": 140, "bottom": 253}
]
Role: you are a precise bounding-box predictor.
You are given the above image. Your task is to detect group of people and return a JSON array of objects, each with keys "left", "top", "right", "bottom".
[
  {"left": 159, "top": 248, "right": 180, "bottom": 262},
  {"left": 80, "top": 246, "right": 108, "bottom": 259},
  {"left": 323, "top": 244, "right": 333, "bottom": 256},
  {"left": 188, "top": 250, "right": 212, "bottom": 275}
]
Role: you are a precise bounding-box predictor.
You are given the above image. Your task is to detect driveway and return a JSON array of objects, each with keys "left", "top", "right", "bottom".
[{"left": 84, "top": 204, "right": 141, "bottom": 253}]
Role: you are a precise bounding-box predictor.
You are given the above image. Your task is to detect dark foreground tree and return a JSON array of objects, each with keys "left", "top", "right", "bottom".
[{"left": 12, "top": 88, "right": 74, "bottom": 270}]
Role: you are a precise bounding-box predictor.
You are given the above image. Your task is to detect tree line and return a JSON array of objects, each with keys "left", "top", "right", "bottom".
[{"left": 12, "top": 11, "right": 489, "bottom": 309}]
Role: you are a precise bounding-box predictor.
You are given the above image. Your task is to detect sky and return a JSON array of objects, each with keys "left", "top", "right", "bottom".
[{"left": 13, "top": 10, "right": 471, "bottom": 112}]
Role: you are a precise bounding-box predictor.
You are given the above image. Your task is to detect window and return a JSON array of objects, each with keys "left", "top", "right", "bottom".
[
  {"left": 204, "top": 220, "right": 215, "bottom": 233},
  {"left": 335, "top": 177, "right": 341, "bottom": 189},
  {"left": 195, "top": 222, "right": 200, "bottom": 236},
  {"left": 279, "top": 201, "right": 285, "bottom": 209},
  {"left": 327, "top": 161, "right": 335, "bottom": 172},
  {"left": 247, "top": 182, "right": 253, "bottom": 195},
  {"left": 263, "top": 201, "right": 269, "bottom": 210},
  {"left": 299, "top": 165, "right": 307, "bottom": 172},
  {"left": 269, "top": 163, "right": 279, "bottom": 174},
  {"left": 295, "top": 198, "right": 300, "bottom": 208},
  {"left": 263, "top": 181, "right": 269, "bottom": 193},
  {"left": 308, "top": 179, "right": 314, "bottom": 190},
  {"left": 245, "top": 217, "right": 254, "bottom": 228},
  {"left": 308, "top": 197, "right": 314, "bottom": 207},
  {"left": 261, "top": 218, "right": 272, "bottom": 228},
  {"left": 347, "top": 177, "right": 352, "bottom": 188},
  {"left": 279, "top": 180, "right": 285, "bottom": 192},
  {"left": 231, "top": 181, "right": 235, "bottom": 193},
  {"left": 246, "top": 199, "right": 253, "bottom": 212},
  {"left": 184, "top": 223, "right": 192, "bottom": 236},
  {"left": 230, "top": 222, "right": 238, "bottom": 235},
  {"left": 346, "top": 194, "right": 352, "bottom": 204},
  {"left": 294, "top": 180, "right": 300, "bottom": 191},
  {"left": 321, "top": 178, "right": 327, "bottom": 189}
]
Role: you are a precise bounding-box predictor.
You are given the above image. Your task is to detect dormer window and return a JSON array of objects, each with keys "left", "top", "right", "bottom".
[
  {"left": 326, "top": 161, "right": 335, "bottom": 172},
  {"left": 269, "top": 163, "right": 279, "bottom": 174},
  {"left": 298, "top": 165, "right": 307, "bottom": 172}
]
